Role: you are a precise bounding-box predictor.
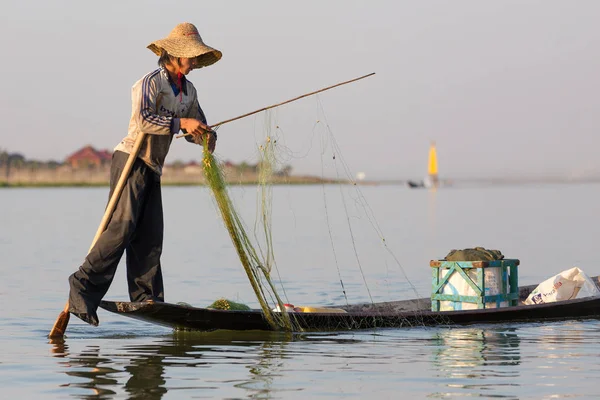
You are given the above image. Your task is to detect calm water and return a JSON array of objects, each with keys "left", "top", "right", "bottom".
[{"left": 1, "top": 183, "right": 600, "bottom": 399}]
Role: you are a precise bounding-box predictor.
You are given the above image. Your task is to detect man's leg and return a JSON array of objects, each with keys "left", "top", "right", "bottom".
[
  {"left": 126, "top": 171, "right": 164, "bottom": 303},
  {"left": 68, "top": 152, "right": 149, "bottom": 325}
]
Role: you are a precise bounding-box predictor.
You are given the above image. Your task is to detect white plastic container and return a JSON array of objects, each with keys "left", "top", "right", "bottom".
[{"left": 438, "top": 266, "right": 508, "bottom": 311}]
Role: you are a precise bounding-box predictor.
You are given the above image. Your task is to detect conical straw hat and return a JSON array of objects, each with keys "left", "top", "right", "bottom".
[{"left": 147, "top": 22, "right": 222, "bottom": 68}]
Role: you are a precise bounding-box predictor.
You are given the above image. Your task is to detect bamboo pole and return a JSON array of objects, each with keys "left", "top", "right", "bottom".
[
  {"left": 176, "top": 72, "right": 375, "bottom": 138},
  {"left": 48, "top": 133, "right": 148, "bottom": 339}
]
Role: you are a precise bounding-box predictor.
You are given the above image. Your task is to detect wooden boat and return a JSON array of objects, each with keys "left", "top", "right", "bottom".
[{"left": 99, "top": 275, "right": 600, "bottom": 332}]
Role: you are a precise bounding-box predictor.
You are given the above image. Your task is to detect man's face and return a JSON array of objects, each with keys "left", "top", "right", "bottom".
[{"left": 178, "top": 58, "right": 195, "bottom": 75}]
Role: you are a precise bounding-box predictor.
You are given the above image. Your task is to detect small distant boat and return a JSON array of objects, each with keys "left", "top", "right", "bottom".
[
  {"left": 407, "top": 180, "right": 424, "bottom": 188},
  {"left": 407, "top": 141, "right": 440, "bottom": 189}
]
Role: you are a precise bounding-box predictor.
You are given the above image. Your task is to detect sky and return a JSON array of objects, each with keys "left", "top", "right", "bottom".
[{"left": 1, "top": 0, "right": 599, "bottom": 181}]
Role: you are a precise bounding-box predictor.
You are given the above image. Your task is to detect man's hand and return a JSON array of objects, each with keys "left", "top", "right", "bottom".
[
  {"left": 180, "top": 118, "right": 217, "bottom": 153},
  {"left": 180, "top": 118, "right": 210, "bottom": 136}
]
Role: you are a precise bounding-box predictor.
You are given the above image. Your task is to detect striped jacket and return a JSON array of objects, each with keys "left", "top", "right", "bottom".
[{"left": 114, "top": 67, "right": 207, "bottom": 175}]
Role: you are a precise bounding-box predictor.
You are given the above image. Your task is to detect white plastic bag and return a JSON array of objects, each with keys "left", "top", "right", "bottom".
[{"left": 524, "top": 267, "right": 600, "bottom": 305}]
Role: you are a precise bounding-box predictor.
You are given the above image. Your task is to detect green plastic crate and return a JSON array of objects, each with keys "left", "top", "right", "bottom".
[{"left": 430, "top": 259, "right": 519, "bottom": 311}]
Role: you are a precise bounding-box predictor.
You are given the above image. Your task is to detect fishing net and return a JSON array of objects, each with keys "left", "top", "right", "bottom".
[
  {"left": 200, "top": 133, "right": 299, "bottom": 331},
  {"left": 198, "top": 101, "right": 452, "bottom": 332}
]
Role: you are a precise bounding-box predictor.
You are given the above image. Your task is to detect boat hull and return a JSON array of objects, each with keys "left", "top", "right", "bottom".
[{"left": 99, "top": 295, "right": 600, "bottom": 332}]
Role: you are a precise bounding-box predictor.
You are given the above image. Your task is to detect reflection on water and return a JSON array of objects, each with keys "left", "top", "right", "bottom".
[
  {"left": 431, "top": 328, "right": 521, "bottom": 398},
  {"left": 43, "top": 322, "right": 600, "bottom": 399},
  {"left": 434, "top": 328, "right": 521, "bottom": 371},
  {"left": 50, "top": 340, "right": 119, "bottom": 398},
  {"left": 48, "top": 330, "right": 376, "bottom": 399},
  {"left": 49, "top": 331, "right": 295, "bottom": 399}
]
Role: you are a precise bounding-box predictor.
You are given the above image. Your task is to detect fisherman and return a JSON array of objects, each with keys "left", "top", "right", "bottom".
[{"left": 63, "top": 22, "right": 221, "bottom": 326}]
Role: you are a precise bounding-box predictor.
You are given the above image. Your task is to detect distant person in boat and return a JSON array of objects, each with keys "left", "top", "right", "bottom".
[{"left": 66, "top": 22, "right": 221, "bottom": 326}]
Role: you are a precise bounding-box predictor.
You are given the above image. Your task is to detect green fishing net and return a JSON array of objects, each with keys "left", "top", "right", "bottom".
[
  {"left": 200, "top": 134, "right": 296, "bottom": 331},
  {"left": 207, "top": 298, "right": 252, "bottom": 311}
]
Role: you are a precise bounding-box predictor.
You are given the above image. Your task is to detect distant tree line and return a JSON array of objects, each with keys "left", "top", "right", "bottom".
[
  {"left": 0, "top": 149, "right": 62, "bottom": 172},
  {"left": 0, "top": 148, "right": 292, "bottom": 176}
]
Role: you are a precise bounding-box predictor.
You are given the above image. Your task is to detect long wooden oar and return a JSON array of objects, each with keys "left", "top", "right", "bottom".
[
  {"left": 176, "top": 72, "right": 375, "bottom": 138},
  {"left": 48, "top": 132, "right": 147, "bottom": 338}
]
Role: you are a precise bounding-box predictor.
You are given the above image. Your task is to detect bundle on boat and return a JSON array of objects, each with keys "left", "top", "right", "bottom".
[{"left": 207, "top": 299, "right": 252, "bottom": 311}]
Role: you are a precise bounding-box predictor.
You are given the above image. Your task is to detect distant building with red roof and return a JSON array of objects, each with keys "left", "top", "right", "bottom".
[{"left": 66, "top": 145, "right": 112, "bottom": 168}]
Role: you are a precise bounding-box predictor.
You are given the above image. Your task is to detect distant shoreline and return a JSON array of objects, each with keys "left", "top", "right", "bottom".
[
  {"left": 2, "top": 164, "right": 598, "bottom": 188},
  {"left": 0, "top": 164, "right": 342, "bottom": 187},
  {"left": 0, "top": 179, "right": 339, "bottom": 188},
  {"left": 2, "top": 178, "right": 599, "bottom": 188}
]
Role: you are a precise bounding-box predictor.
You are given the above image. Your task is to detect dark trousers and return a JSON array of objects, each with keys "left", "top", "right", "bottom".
[{"left": 68, "top": 151, "right": 164, "bottom": 326}]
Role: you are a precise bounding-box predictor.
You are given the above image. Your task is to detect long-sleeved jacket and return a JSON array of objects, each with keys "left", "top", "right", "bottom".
[{"left": 114, "top": 67, "right": 207, "bottom": 175}]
